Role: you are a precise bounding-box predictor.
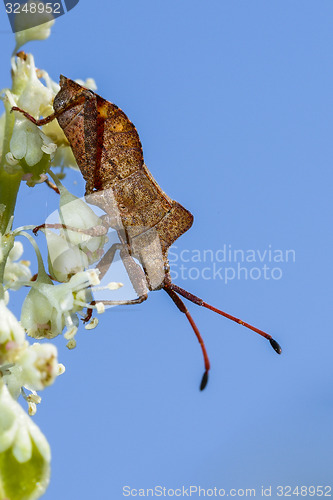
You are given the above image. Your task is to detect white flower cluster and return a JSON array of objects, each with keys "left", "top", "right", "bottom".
[
  {"left": 46, "top": 175, "right": 108, "bottom": 283},
  {"left": 0, "top": 297, "right": 63, "bottom": 414},
  {"left": 4, "top": 53, "right": 58, "bottom": 175},
  {"left": 1, "top": 47, "right": 97, "bottom": 183},
  {"left": 21, "top": 266, "right": 104, "bottom": 347},
  {"left": 0, "top": 17, "right": 123, "bottom": 499}
]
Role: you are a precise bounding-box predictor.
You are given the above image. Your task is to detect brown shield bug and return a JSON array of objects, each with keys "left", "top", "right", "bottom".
[{"left": 12, "top": 76, "right": 282, "bottom": 390}]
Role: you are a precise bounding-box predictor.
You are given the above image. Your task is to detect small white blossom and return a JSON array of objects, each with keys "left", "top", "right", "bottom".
[
  {"left": 0, "top": 232, "right": 15, "bottom": 268},
  {"left": 10, "top": 110, "right": 56, "bottom": 167},
  {"left": 3, "top": 52, "right": 58, "bottom": 179},
  {"left": 0, "top": 300, "right": 26, "bottom": 365},
  {"left": 57, "top": 186, "right": 107, "bottom": 260},
  {"left": 0, "top": 301, "right": 65, "bottom": 402},
  {"left": 45, "top": 184, "right": 107, "bottom": 281},
  {"left": 21, "top": 283, "right": 78, "bottom": 340},
  {"left": 3, "top": 50, "right": 97, "bottom": 176},
  {"left": 11, "top": 54, "right": 53, "bottom": 118},
  {"left": 4, "top": 240, "right": 32, "bottom": 290},
  {"left": 46, "top": 230, "right": 89, "bottom": 282},
  {"left": 18, "top": 343, "right": 60, "bottom": 392},
  {"left": 0, "top": 383, "right": 50, "bottom": 461},
  {"left": 21, "top": 270, "right": 102, "bottom": 342}
]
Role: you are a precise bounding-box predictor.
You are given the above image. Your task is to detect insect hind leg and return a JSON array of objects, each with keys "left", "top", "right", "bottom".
[
  {"left": 166, "top": 282, "right": 282, "bottom": 354},
  {"left": 94, "top": 243, "right": 149, "bottom": 306},
  {"left": 163, "top": 285, "right": 210, "bottom": 391},
  {"left": 83, "top": 242, "right": 148, "bottom": 322}
]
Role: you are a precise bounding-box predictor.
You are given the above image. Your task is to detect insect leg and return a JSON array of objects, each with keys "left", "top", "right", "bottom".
[
  {"left": 95, "top": 243, "right": 123, "bottom": 281},
  {"left": 32, "top": 222, "right": 108, "bottom": 237},
  {"left": 163, "top": 286, "right": 210, "bottom": 391},
  {"left": 11, "top": 94, "right": 86, "bottom": 126},
  {"left": 83, "top": 243, "right": 141, "bottom": 323},
  {"left": 94, "top": 245, "right": 148, "bottom": 306},
  {"left": 44, "top": 177, "right": 60, "bottom": 194},
  {"left": 166, "top": 283, "right": 282, "bottom": 354},
  {"left": 98, "top": 294, "right": 148, "bottom": 306}
]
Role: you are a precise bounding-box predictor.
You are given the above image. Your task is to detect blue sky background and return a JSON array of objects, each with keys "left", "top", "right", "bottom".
[{"left": 1, "top": 1, "right": 333, "bottom": 498}]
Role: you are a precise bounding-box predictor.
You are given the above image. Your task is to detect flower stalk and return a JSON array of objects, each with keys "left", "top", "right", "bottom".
[{"left": 0, "top": 97, "right": 22, "bottom": 234}]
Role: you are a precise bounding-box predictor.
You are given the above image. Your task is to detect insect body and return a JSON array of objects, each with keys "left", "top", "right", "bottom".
[{"left": 13, "top": 76, "right": 282, "bottom": 390}]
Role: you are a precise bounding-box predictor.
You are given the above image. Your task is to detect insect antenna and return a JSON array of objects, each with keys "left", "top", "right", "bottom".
[
  {"left": 165, "top": 283, "right": 282, "bottom": 355},
  {"left": 164, "top": 287, "right": 210, "bottom": 391}
]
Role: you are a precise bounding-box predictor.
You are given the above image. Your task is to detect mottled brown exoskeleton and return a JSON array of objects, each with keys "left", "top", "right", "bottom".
[{"left": 13, "top": 76, "right": 281, "bottom": 390}]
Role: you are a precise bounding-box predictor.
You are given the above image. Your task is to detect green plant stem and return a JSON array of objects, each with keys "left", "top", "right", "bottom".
[
  {"left": 0, "top": 170, "right": 21, "bottom": 234},
  {"left": 0, "top": 99, "right": 22, "bottom": 235}
]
